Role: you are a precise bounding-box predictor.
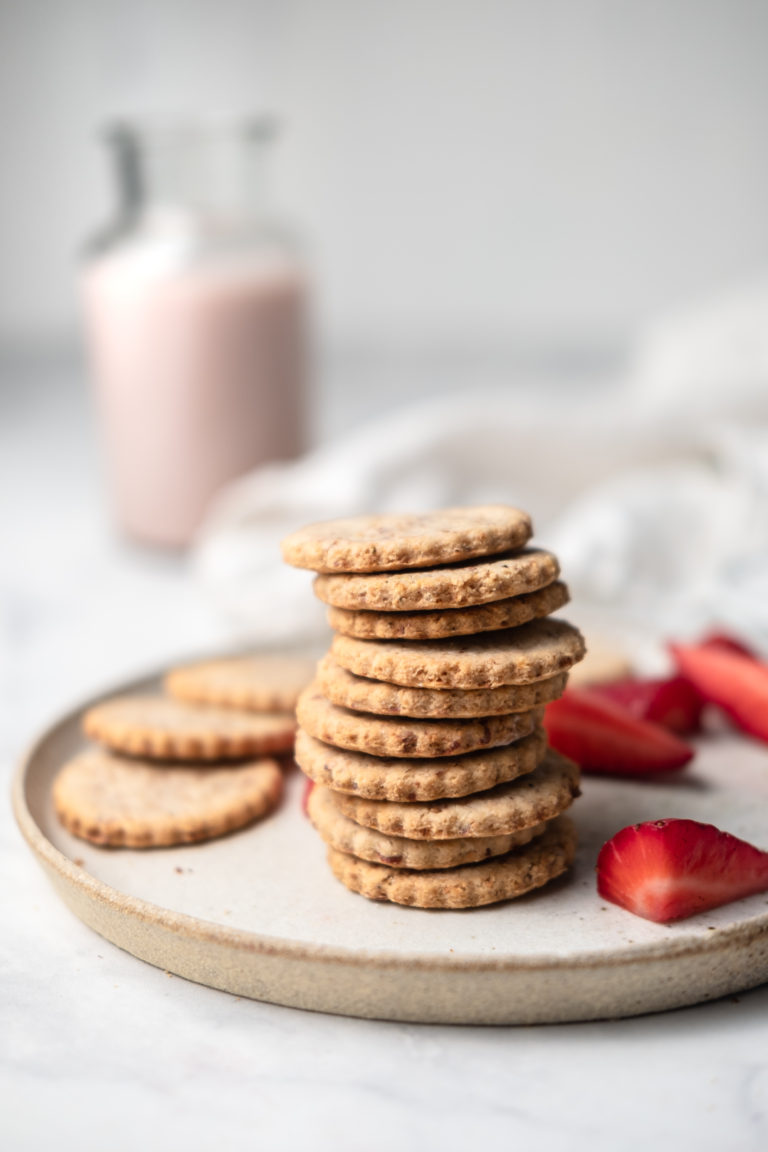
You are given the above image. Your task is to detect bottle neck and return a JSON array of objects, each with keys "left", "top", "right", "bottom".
[{"left": 106, "top": 120, "right": 275, "bottom": 232}]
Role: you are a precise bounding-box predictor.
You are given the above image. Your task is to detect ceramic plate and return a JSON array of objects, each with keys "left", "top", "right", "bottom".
[{"left": 13, "top": 663, "right": 768, "bottom": 1024}]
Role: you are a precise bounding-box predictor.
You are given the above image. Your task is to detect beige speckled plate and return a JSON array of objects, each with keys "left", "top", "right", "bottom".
[{"left": 13, "top": 663, "right": 768, "bottom": 1025}]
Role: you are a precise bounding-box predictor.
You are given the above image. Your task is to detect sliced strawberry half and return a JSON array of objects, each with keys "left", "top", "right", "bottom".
[
  {"left": 544, "top": 688, "right": 694, "bottom": 775},
  {"left": 670, "top": 642, "right": 768, "bottom": 743},
  {"left": 591, "top": 675, "right": 704, "bottom": 735},
  {"left": 698, "top": 630, "right": 757, "bottom": 660},
  {"left": 597, "top": 818, "right": 768, "bottom": 922}
]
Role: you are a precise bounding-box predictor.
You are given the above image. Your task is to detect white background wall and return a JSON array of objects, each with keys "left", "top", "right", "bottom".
[{"left": 2, "top": 0, "right": 768, "bottom": 353}]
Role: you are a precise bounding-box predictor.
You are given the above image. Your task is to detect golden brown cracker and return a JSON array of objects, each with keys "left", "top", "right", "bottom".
[
  {"left": 316, "top": 654, "right": 568, "bottom": 718},
  {"left": 281, "top": 505, "right": 532, "bottom": 573},
  {"left": 83, "top": 694, "right": 296, "bottom": 761},
  {"left": 294, "top": 727, "right": 547, "bottom": 801},
  {"left": 333, "top": 749, "right": 580, "bottom": 839},
  {"left": 330, "top": 618, "right": 586, "bottom": 690},
  {"left": 326, "top": 580, "right": 569, "bottom": 640},
  {"left": 165, "top": 653, "right": 316, "bottom": 713},
  {"left": 296, "top": 685, "right": 540, "bottom": 758},
  {"left": 313, "top": 548, "right": 559, "bottom": 611},
  {"left": 327, "top": 817, "right": 576, "bottom": 908},
  {"left": 308, "top": 783, "right": 548, "bottom": 869},
  {"left": 53, "top": 749, "right": 283, "bottom": 847}
]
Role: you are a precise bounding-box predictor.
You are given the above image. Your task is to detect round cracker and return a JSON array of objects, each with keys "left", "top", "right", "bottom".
[
  {"left": 332, "top": 749, "right": 580, "bottom": 839},
  {"left": 326, "top": 580, "right": 569, "bottom": 640},
  {"left": 83, "top": 695, "right": 296, "bottom": 761},
  {"left": 316, "top": 654, "right": 568, "bottom": 718},
  {"left": 281, "top": 505, "right": 532, "bottom": 573},
  {"left": 327, "top": 817, "right": 577, "bottom": 908},
  {"left": 53, "top": 749, "right": 283, "bottom": 847},
  {"left": 313, "top": 548, "right": 558, "bottom": 611},
  {"left": 296, "top": 685, "right": 539, "bottom": 759},
  {"left": 294, "top": 727, "right": 547, "bottom": 801},
  {"left": 308, "top": 783, "right": 547, "bottom": 869},
  {"left": 165, "top": 653, "right": 316, "bottom": 713},
  {"left": 330, "top": 618, "right": 586, "bottom": 690}
]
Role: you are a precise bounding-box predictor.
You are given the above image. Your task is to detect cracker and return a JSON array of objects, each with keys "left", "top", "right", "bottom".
[
  {"left": 332, "top": 749, "right": 580, "bottom": 839},
  {"left": 165, "top": 653, "right": 316, "bottom": 713},
  {"left": 295, "top": 727, "right": 547, "bottom": 801},
  {"left": 313, "top": 547, "right": 558, "bottom": 611},
  {"left": 308, "top": 783, "right": 547, "bottom": 869},
  {"left": 281, "top": 505, "right": 532, "bottom": 573},
  {"left": 326, "top": 580, "right": 569, "bottom": 640},
  {"left": 316, "top": 654, "right": 568, "bottom": 718},
  {"left": 53, "top": 749, "right": 283, "bottom": 848},
  {"left": 331, "top": 618, "right": 586, "bottom": 689},
  {"left": 83, "top": 695, "right": 296, "bottom": 761},
  {"left": 327, "top": 817, "right": 576, "bottom": 908},
  {"left": 296, "top": 685, "right": 540, "bottom": 759}
]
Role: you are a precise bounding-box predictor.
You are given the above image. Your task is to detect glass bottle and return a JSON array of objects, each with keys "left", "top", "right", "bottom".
[{"left": 82, "top": 118, "right": 307, "bottom": 547}]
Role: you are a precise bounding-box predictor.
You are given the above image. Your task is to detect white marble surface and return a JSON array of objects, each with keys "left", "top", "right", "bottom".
[{"left": 3, "top": 356, "right": 768, "bottom": 1152}]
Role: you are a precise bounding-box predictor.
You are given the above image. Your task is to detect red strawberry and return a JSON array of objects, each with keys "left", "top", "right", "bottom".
[
  {"left": 670, "top": 642, "right": 768, "bottom": 743},
  {"left": 301, "top": 777, "right": 315, "bottom": 816},
  {"left": 596, "top": 818, "right": 768, "bottom": 922},
  {"left": 591, "top": 675, "right": 703, "bottom": 735},
  {"left": 698, "top": 630, "right": 757, "bottom": 660},
  {"left": 544, "top": 688, "right": 694, "bottom": 775}
]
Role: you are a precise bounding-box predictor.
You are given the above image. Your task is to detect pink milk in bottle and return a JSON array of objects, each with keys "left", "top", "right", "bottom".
[{"left": 81, "top": 120, "right": 307, "bottom": 547}]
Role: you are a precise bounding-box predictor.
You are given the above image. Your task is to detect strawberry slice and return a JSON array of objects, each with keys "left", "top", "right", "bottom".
[
  {"left": 698, "top": 630, "right": 757, "bottom": 660},
  {"left": 591, "top": 675, "right": 704, "bottom": 735},
  {"left": 670, "top": 642, "right": 768, "bottom": 743},
  {"left": 301, "top": 777, "right": 315, "bottom": 816},
  {"left": 544, "top": 688, "right": 694, "bottom": 774},
  {"left": 596, "top": 818, "right": 768, "bottom": 922}
]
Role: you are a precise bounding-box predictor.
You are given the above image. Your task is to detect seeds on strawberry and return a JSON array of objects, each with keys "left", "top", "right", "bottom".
[{"left": 596, "top": 818, "right": 768, "bottom": 923}]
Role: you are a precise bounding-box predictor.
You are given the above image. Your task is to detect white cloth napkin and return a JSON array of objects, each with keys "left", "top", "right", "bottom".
[{"left": 193, "top": 282, "right": 768, "bottom": 658}]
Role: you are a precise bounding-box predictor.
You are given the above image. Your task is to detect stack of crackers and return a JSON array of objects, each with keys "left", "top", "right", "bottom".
[
  {"left": 53, "top": 655, "right": 315, "bottom": 848},
  {"left": 282, "top": 506, "right": 586, "bottom": 909}
]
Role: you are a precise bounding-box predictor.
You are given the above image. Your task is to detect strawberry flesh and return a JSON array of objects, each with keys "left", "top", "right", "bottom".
[
  {"left": 698, "top": 630, "right": 757, "bottom": 660},
  {"left": 591, "top": 675, "right": 704, "bottom": 734},
  {"left": 670, "top": 642, "right": 768, "bottom": 743},
  {"left": 597, "top": 818, "right": 768, "bottom": 922},
  {"left": 544, "top": 688, "right": 694, "bottom": 775}
]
